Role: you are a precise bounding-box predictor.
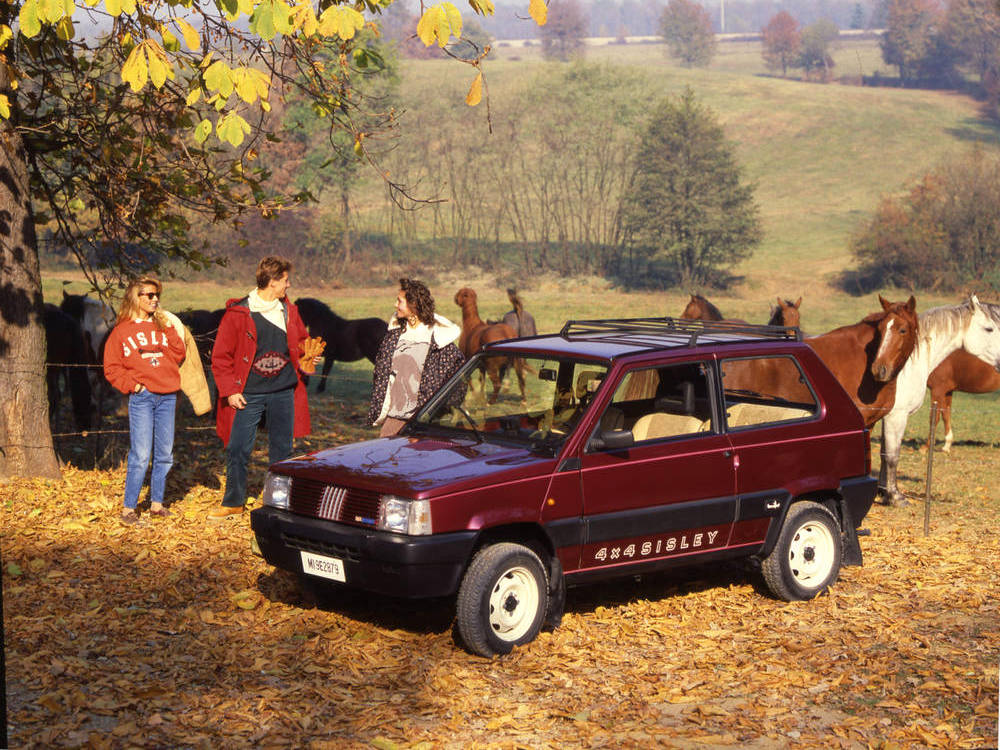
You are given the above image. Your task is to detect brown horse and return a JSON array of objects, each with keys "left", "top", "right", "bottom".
[
  {"left": 926, "top": 348, "right": 1000, "bottom": 451},
  {"left": 454, "top": 287, "right": 525, "bottom": 403},
  {"left": 806, "top": 296, "right": 919, "bottom": 428},
  {"left": 680, "top": 293, "right": 801, "bottom": 329}
]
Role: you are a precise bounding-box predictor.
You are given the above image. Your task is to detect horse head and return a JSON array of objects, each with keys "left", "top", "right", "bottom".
[
  {"left": 870, "top": 295, "right": 918, "bottom": 382},
  {"left": 963, "top": 295, "right": 1000, "bottom": 372},
  {"left": 769, "top": 296, "right": 802, "bottom": 329},
  {"left": 680, "top": 294, "right": 723, "bottom": 321},
  {"left": 454, "top": 287, "right": 478, "bottom": 313}
]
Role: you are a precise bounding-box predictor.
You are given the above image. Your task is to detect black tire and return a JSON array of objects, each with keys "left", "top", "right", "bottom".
[
  {"left": 455, "top": 543, "right": 548, "bottom": 657},
  {"left": 762, "top": 501, "right": 842, "bottom": 601}
]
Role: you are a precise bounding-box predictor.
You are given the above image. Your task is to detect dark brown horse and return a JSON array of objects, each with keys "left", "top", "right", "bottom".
[
  {"left": 806, "top": 296, "right": 919, "bottom": 428},
  {"left": 454, "top": 287, "right": 525, "bottom": 403},
  {"left": 926, "top": 348, "right": 1000, "bottom": 451}
]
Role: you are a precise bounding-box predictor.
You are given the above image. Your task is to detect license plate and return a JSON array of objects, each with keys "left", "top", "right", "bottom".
[{"left": 300, "top": 551, "right": 346, "bottom": 583}]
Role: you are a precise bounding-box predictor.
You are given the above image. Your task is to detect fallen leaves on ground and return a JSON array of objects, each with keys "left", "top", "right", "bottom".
[{"left": 2, "top": 406, "right": 998, "bottom": 748}]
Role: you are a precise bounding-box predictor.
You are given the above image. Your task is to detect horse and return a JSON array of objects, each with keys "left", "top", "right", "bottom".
[
  {"left": 879, "top": 295, "right": 1000, "bottom": 506},
  {"left": 501, "top": 288, "right": 537, "bottom": 338},
  {"left": 177, "top": 308, "right": 225, "bottom": 367},
  {"left": 59, "top": 291, "right": 114, "bottom": 364},
  {"left": 680, "top": 293, "right": 802, "bottom": 329},
  {"left": 926, "top": 348, "right": 1000, "bottom": 452},
  {"left": 805, "top": 296, "right": 919, "bottom": 428},
  {"left": 294, "top": 298, "right": 388, "bottom": 393},
  {"left": 767, "top": 297, "right": 802, "bottom": 332},
  {"left": 44, "top": 303, "right": 93, "bottom": 431},
  {"left": 680, "top": 293, "right": 725, "bottom": 321},
  {"left": 454, "top": 287, "right": 526, "bottom": 403}
]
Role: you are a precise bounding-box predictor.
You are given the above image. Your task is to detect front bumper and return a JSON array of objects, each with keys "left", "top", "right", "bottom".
[{"left": 250, "top": 507, "right": 478, "bottom": 598}]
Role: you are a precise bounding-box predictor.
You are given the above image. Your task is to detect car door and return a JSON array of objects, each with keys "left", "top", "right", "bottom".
[
  {"left": 575, "top": 359, "right": 738, "bottom": 573},
  {"left": 718, "top": 354, "right": 822, "bottom": 549}
]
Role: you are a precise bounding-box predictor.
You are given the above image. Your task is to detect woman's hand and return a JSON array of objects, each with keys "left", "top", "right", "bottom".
[
  {"left": 228, "top": 393, "right": 247, "bottom": 409},
  {"left": 133, "top": 383, "right": 145, "bottom": 393}
]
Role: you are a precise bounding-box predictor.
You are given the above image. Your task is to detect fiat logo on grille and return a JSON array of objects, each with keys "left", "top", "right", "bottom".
[{"left": 318, "top": 485, "right": 347, "bottom": 521}]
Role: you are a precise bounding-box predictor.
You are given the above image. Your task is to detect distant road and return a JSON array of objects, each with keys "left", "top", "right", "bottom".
[{"left": 494, "top": 30, "right": 884, "bottom": 47}]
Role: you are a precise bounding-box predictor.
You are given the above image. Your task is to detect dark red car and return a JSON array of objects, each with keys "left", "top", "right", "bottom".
[{"left": 251, "top": 318, "right": 877, "bottom": 656}]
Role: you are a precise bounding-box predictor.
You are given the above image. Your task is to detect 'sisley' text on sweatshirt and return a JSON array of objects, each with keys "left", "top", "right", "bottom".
[{"left": 103, "top": 318, "right": 186, "bottom": 395}]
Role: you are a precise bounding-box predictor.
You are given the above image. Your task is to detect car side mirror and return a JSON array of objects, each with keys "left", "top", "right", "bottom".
[{"left": 587, "top": 429, "right": 634, "bottom": 452}]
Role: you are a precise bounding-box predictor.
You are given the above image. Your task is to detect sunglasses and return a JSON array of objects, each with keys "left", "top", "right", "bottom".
[{"left": 138, "top": 292, "right": 160, "bottom": 299}]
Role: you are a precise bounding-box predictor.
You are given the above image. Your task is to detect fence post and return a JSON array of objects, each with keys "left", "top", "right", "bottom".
[{"left": 924, "top": 402, "right": 938, "bottom": 537}]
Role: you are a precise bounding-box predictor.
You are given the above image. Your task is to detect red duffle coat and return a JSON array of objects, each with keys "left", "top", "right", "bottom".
[{"left": 211, "top": 296, "right": 311, "bottom": 444}]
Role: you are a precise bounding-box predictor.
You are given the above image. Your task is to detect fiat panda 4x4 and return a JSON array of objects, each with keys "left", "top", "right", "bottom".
[{"left": 251, "top": 318, "right": 877, "bottom": 657}]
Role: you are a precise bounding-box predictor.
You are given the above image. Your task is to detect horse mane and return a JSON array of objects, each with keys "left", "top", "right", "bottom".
[
  {"left": 692, "top": 294, "right": 724, "bottom": 320},
  {"left": 918, "top": 300, "right": 977, "bottom": 345}
]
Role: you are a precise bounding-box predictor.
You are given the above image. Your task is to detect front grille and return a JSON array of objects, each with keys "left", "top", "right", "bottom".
[{"left": 289, "top": 477, "right": 381, "bottom": 528}]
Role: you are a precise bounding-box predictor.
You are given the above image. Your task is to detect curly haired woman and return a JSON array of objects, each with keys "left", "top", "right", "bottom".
[{"left": 368, "top": 278, "right": 465, "bottom": 437}]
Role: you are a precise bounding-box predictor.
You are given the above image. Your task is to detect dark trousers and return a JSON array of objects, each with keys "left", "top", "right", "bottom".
[{"left": 222, "top": 389, "right": 295, "bottom": 508}]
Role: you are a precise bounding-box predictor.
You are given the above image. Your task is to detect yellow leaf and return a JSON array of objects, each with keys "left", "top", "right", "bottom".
[
  {"left": 417, "top": 5, "right": 451, "bottom": 47},
  {"left": 120, "top": 0, "right": 136, "bottom": 13},
  {"left": 468, "top": 0, "right": 494, "bottom": 14},
  {"left": 529, "top": 0, "right": 547, "bottom": 26},
  {"left": 0, "top": 25, "right": 13, "bottom": 49},
  {"left": 105, "top": 0, "right": 121, "bottom": 16},
  {"left": 176, "top": 18, "right": 200, "bottom": 51},
  {"left": 120, "top": 43, "right": 147, "bottom": 92},
  {"left": 317, "top": 6, "right": 363, "bottom": 40},
  {"left": 0, "top": 94, "right": 9, "bottom": 119},
  {"left": 145, "top": 40, "right": 173, "bottom": 88},
  {"left": 185, "top": 86, "right": 201, "bottom": 106},
  {"left": 465, "top": 70, "right": 482, "bottom": 106}
]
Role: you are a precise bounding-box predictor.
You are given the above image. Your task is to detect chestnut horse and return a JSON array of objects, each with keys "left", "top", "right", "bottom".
[
  {"left": 454, "top": 287, "right": 525, "bottom": 403},
  {"left": 879, "top": 296, "right": 1000, "bottom": 506},
  {"left": 680, "top": 293, "right": 802, "bottom": 330},
  {"left": 926, "top": 349, "right": 1000, "bottom": 452},
  {"left": 806, "top": 296, "right": 919, "bottom": 429}
]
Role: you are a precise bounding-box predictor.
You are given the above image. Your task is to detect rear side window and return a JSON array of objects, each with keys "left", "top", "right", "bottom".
[
  {"left": 600, "top": 361, "right": 715, "bottom": 443},
  {"left": 720, "top": 356, "right": 818, "bottom": 429}
]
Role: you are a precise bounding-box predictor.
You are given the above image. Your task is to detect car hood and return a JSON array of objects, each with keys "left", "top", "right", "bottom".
[{"left": 274, "top": 434, "right": 558, "bottom": 497}]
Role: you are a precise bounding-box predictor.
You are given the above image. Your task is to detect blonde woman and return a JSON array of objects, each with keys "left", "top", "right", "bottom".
[{"left": 103, "top": 277, "right": 185, "bottom": 524}]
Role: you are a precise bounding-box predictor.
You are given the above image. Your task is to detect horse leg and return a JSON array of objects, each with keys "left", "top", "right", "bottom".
[
  {"left": 487, "top": 360, "right": 503, "bottom": 404},
  {"left": 878, "top": 413, "right": 909, "bottom": 507},
  {"left": 941, "top": 391, "right": 954, "bottom": 452},
  {"left": 317, "top": 355, "right": 333, "bottom": 394},
  {"left": 515, "top": 358, "right": 527, "bottom": 405}
]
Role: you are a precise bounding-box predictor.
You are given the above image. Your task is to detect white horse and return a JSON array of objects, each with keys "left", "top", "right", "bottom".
[{"left": 879, "top": 295, "right": 1000, "bottom": 506}]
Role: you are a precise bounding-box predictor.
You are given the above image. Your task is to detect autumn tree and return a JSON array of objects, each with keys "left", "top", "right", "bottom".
[
  {"left": 762, "top": 11, "right": 802, "bottom": 77},
  {"left": 539, "top": 0, "right": 588, "bottom": 61},
  {"left": 852, "top": 149, "right": 1000, "bottom": 291},
  {"left": 660, "top": 0, "right": 716, "bottom": 67},
  {"left": 880, "top": 0, "right": 942, "bottom": 82},
  {"left": 798, "top": 19, "right": 839, "bottom": 80},
  {"left": 943, "top": 0, "right": 1000, "bottom": 85},
  {"left": 619, "top": 88, "right": 761, "bottom": 288},
  {"left": 0, "top": 0, "right": 546, "bottom": 479}
]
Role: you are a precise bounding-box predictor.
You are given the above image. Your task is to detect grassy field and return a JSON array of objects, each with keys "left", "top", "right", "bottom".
[{"left": 345, "top": 37, "right": 1000, "bottom": 296}]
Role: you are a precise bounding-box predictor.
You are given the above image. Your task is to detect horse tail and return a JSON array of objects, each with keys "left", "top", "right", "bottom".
[{"left": 507, "top": 288, "right": 524, "bottom": 316}]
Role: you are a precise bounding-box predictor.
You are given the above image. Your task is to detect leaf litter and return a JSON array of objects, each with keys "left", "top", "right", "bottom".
[{"left": 1, "top": 410, "right": 998, "bottom": 748}]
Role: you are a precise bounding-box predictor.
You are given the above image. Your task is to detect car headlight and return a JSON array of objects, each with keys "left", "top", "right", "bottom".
[
  {"left": 262, "top": 473, "right": 292, "bottom": 510},
  {"left": 378, "top": 496, "right": 432, "bottom": 535}
]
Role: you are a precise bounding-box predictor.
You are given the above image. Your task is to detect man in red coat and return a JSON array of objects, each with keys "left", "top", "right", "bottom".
[{"left": 209, "top": 256, "right": 312, "bottom": 520}]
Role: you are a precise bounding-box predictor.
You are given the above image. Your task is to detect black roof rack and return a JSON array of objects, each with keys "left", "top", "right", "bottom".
[{"left": 559, "top": 317, "right": 802, "bottom": 347}]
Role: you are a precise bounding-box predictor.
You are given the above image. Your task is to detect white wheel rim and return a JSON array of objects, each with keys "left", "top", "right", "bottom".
[
  {"left": 787, "top": 521, "right": 836, "bottom": 589},
  {"left": 488, "top": 566, "right": 540, "bottom": 642}
]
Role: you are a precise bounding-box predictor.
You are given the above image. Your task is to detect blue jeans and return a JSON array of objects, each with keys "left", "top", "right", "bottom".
[
  {"left": 124, "top": 390, "right": 177, "bottom": 510},
  {"left": 222, "top": 389, "right": 295, "bottom": 508}
]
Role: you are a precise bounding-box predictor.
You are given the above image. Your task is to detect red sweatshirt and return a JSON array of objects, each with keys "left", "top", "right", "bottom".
[{"left": 103, "top": 318, "right": 186, "bottom": 395}]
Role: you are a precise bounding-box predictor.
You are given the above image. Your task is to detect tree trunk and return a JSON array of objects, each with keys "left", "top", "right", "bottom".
[{"left": 0, "top": 115, "right": 61, "bottom": 479}]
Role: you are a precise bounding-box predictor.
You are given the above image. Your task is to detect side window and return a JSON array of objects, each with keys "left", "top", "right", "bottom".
[
  {"left": 600, "top": 362, "right": 714, "bottom": 443},
  {"left": 720, "top": 356, "right": 818, "bottom": 429}
]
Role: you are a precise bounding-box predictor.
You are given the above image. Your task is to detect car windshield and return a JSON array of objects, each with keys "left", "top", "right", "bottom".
[{"left": 412, "top": 354, "right": 610, "bottom": 452}]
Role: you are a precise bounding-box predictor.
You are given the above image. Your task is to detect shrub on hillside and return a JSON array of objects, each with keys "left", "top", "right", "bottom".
[{"left": 851, "top": 150, "right": 1000, "bottom": 292}]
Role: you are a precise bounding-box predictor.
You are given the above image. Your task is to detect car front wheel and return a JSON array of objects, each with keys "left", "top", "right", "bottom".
[
  {"left": 762, "top": 501, "right": 842, "bottom": 601},
  {"left": 456, "top": 542, "right": 548, "bottom": 657}
]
